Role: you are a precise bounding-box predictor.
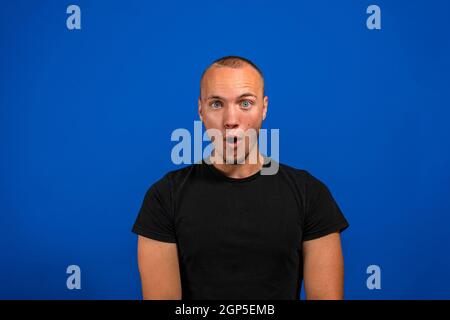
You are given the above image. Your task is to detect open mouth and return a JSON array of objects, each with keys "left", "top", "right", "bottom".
[{"left": 225, "top": 136, "right": 242, "bottom": 147}]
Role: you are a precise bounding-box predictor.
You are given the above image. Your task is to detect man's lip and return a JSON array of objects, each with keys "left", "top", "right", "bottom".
[{"left": 224, "top": 136, "right": 243, "bottom": 142}]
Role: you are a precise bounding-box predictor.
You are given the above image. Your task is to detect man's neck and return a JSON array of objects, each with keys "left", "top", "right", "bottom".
[{"left": 210, "top": 152, "right": 265, "bottom": 179}]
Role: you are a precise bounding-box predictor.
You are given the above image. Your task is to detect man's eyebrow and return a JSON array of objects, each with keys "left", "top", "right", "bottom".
[
  {"left": 206, "top": 95, "right": 225, "bottom": 100},
  {"left": 238, "top": 93, "right": 257, "bottom": 98},
  {"left": 205, "top": 93, "right": 257, "bottom": 100}
]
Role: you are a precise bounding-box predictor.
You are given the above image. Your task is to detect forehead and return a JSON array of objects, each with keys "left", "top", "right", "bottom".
[{"left": 200, "top": 65, "right": 263, "bottom": 98}]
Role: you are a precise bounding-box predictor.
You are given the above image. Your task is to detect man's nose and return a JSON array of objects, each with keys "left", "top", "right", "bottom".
[{"left": 223, "top": 105, "right": 239, "bottom": 129}]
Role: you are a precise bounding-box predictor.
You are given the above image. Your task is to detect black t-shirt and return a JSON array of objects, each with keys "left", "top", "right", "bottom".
[{"left": 132, "top": 157, "right": 349, "bottom": 300}]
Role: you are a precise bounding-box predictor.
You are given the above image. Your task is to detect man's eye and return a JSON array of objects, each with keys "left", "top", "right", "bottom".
[
  {"left": 241, "top": 100, "right": 253, "bottom": 108},
  {"left": 211, "top": 101, "right": 222, "bottom": 109}
]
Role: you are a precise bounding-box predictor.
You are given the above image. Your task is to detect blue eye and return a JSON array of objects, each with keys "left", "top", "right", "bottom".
[
  {"left": 211, "top": 101, "right": 222, "bottom": 109},
  {"left": 241, "top": 100, "right": 253, "bottom": 108}
]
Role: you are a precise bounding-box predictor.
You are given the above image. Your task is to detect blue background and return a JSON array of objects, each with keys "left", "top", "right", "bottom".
[{"left": 1, "top": 0, "right": 449, "bottom": 299}]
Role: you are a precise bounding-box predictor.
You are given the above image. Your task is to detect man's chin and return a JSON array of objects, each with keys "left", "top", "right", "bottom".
[
  {"left": 211, "top": 148, "right": 256, "bottom": 165},
  {"left": 223, "top": 153, "right": 249, "bottom": 165}
]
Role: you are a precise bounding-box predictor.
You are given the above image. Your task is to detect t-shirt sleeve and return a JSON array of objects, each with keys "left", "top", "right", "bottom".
[
  {"left": 302, "top": 171, "right": 349, "bottom": 242},
  {"left": 131, "top": 174, "right": 177, "bottom": 243}
]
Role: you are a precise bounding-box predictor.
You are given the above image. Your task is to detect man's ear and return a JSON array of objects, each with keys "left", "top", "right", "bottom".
[
  {"left": 198, "top": 98, "right": 203, "bottom": 122},
  {"left": 262, "top": 96, "right": 268, "bottom": 120}
]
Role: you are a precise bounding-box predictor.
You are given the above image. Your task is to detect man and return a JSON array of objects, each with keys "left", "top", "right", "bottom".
[{"left": 132, "top": 56, "right": 349, "bottom": 300}]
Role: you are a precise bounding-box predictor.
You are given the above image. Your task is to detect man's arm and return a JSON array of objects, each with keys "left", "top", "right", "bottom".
[
  {"left": 302, "top": 232, "right": 345, "bottom": 300},
  {"left": 137, "top": 235, "right": 182, "bottom": 300}
]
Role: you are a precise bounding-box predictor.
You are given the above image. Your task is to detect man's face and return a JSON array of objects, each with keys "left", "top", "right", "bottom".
[{"left": 198, "top": 65, "right": 268, "bottom": 164}]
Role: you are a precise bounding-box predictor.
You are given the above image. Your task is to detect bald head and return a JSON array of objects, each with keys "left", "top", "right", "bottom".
[{"left": 200, "top": 56, "right": 265, "bottom": 98}]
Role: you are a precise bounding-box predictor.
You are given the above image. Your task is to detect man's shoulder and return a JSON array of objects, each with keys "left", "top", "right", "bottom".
[
  {"left": 276, "top": 161, "right": 311, "bottom": 182},
  {"left": 149, "top": 162, "right": 200, "bottom": 191},
  {"left": 165, "top": 162, "right": 199, "bottom": 180},
  {"left": 277, "top": 161, "right": 335, "bottom": 195}
]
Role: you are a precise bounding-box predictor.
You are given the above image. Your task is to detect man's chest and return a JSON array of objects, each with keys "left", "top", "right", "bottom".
[{"left": 173, "top": 181, "right": 304, "bottom": 264}]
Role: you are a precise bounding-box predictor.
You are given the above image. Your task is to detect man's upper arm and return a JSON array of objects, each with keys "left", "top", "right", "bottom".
[
  {"left": 132, "top": 174, "right": 181, "bottom": 299},
  {"left": 137, "top": 235, "right": 182, "bottom": 300},
  {"left": 302, "top": 232, "right": 344, "bottom": 300}
]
